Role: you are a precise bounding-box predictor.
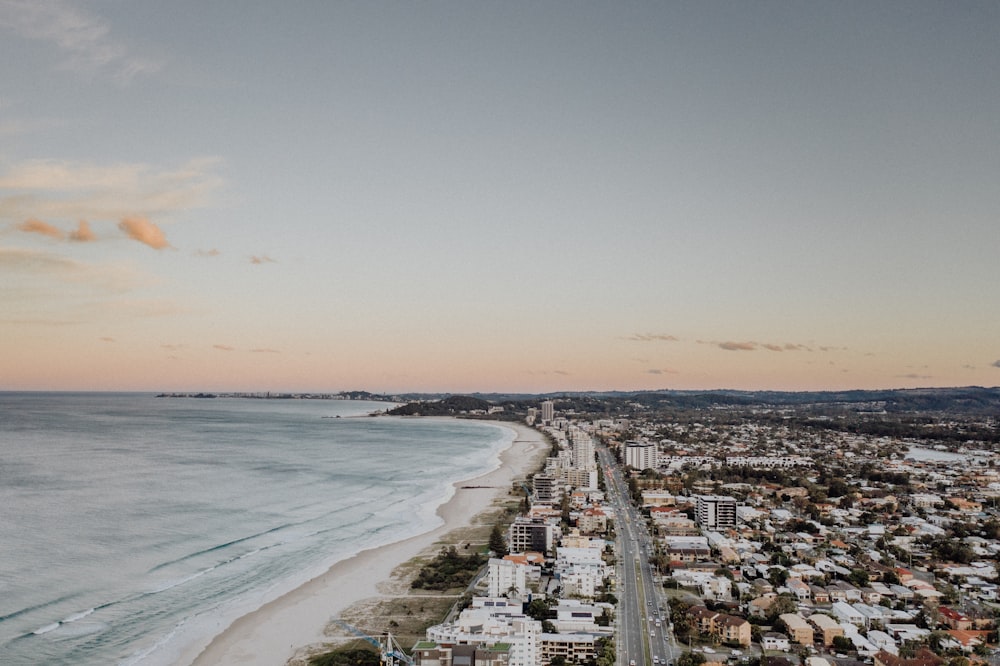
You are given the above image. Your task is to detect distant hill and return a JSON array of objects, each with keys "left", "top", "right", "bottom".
[
  {"left": 387, "top": 395, "right": 493, "bottom": 416},
  {"left": 389, "top": 386, "right": 1000, "bottom": 416}
]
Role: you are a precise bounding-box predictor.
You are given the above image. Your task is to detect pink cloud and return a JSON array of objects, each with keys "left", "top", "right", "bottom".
[
  {"left": 17, "top": 218, "right": 64, "bottom": 239},
  {"left": 213, "top": 344, "right": 235, "bottom": 351},
  {"left": 118, "top": 216, "right": 170, "bottom": 249},
  {"left": 69, "top": 220, "right": 96, "bottom": 242}
]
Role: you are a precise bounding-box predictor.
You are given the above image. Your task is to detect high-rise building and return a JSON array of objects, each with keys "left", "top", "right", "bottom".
[
  {"left": 540, "top": 400, "right": 554, "bottom": 423},
  {"left": 624, "top": 441, "right": 657, "bottom": 471},
  {"left": 695, "top": 495, "right": 737, "bottom": 530},
  {"left": 570, "top": 429, "right": 595, "bottom": 470}
]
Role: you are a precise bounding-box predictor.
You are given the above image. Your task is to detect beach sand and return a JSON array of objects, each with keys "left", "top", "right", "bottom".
[{"left": 183, "top": 420, "right": 548, "bottom": 666}]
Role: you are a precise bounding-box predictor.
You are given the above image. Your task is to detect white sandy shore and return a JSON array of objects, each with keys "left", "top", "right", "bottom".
[{"left": 183, "top": 420, "right": 548, "bottom": 666}]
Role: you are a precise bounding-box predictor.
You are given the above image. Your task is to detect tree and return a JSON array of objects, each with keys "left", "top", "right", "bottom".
[
  {"left": 678, "top": 651, "right": 706, "bottom": 666},
  {"left": 832, "top": 635, "right": 853, "bottom": 653},
  {"left": 489, "top": 524, "right": 508, "bottom": 556}
]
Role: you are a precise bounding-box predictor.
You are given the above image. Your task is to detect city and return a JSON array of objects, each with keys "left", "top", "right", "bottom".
[{"left": 396, "top": 390, "right": 1000, "bottom": 666}]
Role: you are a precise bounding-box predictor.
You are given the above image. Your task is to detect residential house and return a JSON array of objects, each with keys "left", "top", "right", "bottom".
[{"left": 762, "top": 632, "right": 790, "bottom": 651}]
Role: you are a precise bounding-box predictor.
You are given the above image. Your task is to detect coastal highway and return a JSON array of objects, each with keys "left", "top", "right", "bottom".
[{"left": 598, "top": 444, "right": 682, "bottom": 666}]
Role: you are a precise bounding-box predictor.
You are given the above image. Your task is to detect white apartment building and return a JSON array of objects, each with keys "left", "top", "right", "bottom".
[
  {"left": 696, "top": 495, "right": 738, "bottom": 530},
  {"left": 487, "top": 557, "right": 531, "bottom": 598},
  {"left": 425, "top": 598, "right": 540, "bottom": 666},
  {"left": 624, "top": 441, "right": 657, "bottom": 471}
]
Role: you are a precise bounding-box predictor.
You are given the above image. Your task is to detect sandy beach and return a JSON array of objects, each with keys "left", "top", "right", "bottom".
[{"left": 183, "top": 419, "right": 548, "bottom": 666}]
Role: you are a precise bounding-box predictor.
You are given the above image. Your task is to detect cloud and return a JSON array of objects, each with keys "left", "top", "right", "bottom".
[
  {"left": 626, "top": 333, "right": 680, "bottom": 342},
  {"left": 100, "top": 336, "right": 114, "bottom": 342},
  {"left": 250, "top": 255, "right": 276, "bottom": 264},
  {"left": 17, "top": 218, "right": 64, "bottom": 239},
  {"left": 0, "top": 157, "right": 223, "bottom": 224},
  {"left": 69, "top": 220, "right": 95, "bottom": 242},
  {"left": 897, "top": 373, "right": 933, "bottom": 380},
  {"left": 647, "top": 368, "right": 678, "bottom": 375},
  {"left": 195, "top": 248, "right": 220, "bottom": 257},
  {"left": 250, "top": 348, "right": 280, "bottom": 353},
  {"left": 0, "top": 245, "right": 139, "bottom": 293},
  {"left": 161, "top": 343, "right": 185, "bottom": 351},
  {"left": 992, "top": 360, "right": 1000, "bottom": 369},
  {"left": 0, "top": 0, "right": 161, "bottom": 83},
  {"left": 718, "top": 341, "right": 758, "bottom": 351},
  {"left": 118, "top": 216, "right": 170, "bottom": 249},
  {"left": 213, "top": 344, "right": 235, "bottom": 351}
]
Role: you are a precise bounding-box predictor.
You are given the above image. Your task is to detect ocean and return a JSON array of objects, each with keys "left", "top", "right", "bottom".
[{"left": 0, "top": 392, "right": 514, "bottom": 666}]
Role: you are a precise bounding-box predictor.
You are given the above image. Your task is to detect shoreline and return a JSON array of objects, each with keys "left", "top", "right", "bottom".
[{"left": 183, "top": 419, "right": 549, "bottom": 666}]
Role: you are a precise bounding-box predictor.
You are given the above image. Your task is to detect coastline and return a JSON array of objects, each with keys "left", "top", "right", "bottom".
[{"left": 183, "top": 419, "right": 549, "bottom": 666}]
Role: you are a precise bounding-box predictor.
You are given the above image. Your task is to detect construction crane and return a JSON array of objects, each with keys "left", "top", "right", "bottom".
[{"left": 331, "top": 618, "right": 414, "bottom": 666}]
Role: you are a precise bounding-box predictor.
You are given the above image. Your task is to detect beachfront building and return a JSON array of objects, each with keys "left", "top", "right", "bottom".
[
  {"left": 554, "top": 540, "right": 609, "bottom": 598},
  {"left": 424, "top": 597, "right": 540, "bottom": 666},
  {"left": 488, "top": 557, "right": 535, "bottom": 599},
  {"left": 539, "top": 633, "right": 600, "bottom": 664},
  {"left": 540, "top": 401, "right": 554, "bottom": 424},
  {"left": 508, "top": 517, "right": 558, "bottom": 555},
  {"left": 624, "top": 441, "right": 657, "bottom": 471},
  {"left": 696, "top": 495, "right": 737, "bottom": 530},
  {"left": 412, "top": 642, "right": 511, "bottom": 666},
  {"left": 532, "top": 474, "right": 563, "bottom": 506}
]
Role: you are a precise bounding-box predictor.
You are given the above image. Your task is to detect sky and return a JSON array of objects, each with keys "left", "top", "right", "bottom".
[{"left": 1, "top": 1, "right": 999, "bottom": 394}]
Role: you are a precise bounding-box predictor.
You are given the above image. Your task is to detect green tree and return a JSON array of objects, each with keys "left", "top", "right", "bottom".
[
  {"left": 678, "top": 651, "right": 706, "bottom": 666},
  {"left": 832, "top": 635, "right": 853, "bottom": 652},
  {"left": 489, "top": 524, "right": 508, "bottom": 556}
]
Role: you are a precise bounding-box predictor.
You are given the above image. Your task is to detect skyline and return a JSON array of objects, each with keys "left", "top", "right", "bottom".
[{"left": 1, "top": 1, "right": 999, "bottom": 394}]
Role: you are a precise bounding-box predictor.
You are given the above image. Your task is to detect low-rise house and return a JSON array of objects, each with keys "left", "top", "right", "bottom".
[
  {"left": 831, "top": 601, "right": 864, "bottom": 626},
  {"left": 762, "top": 632, "right": 790, "bottom": 651},
  {"left": 938, "top": 607, "right": 972, "bottom": 631},
  {"left": 873, "top": 648, "right": 944, "bottom": 666}
]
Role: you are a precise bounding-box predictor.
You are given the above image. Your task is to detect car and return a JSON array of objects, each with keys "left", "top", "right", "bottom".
[
  {"left": 630, "top": 661, "right": 636, "bottom": 666},
  {"left": 654, "top": 658, "right": 660, "bottom": 664}
]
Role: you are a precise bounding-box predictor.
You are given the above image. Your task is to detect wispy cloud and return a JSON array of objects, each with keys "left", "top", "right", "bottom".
[
  {"left": 195, "top": 248, "right": 220, "bottom": 257},
  {"left": 992, "top": 360, "right": 1000, "bottom": 369},
  {"left": 69, "top": 220, "right": 95, "bottom": 242},
  {"left": 718, "top": 341, "right": 758, "bottom": 351},
  {"left": 0, "top": 157, "right": 223, "bottom": 224},
  {"left": 17, "top": 218, "right": 63, "bottom": 239},
  {"left": 118, "top": 216, "right": 170, "bottom": 250},
  {"left": 250, "top": 348, "right": 280, "bottom": 354},
  {"left": 0, "top": 0, "right": 161, "bottom": 83},
  {"left": 250, "top": 254, "right": 276, "bottom": 265},
  {"left": 0, "top": 245, "right": 139, "bottom": 294},
  {"left": 100, "top": 336, "right": 114, "bottom": 342},
  {"left": 213, "top": 344, "right": 235, "bottom": 352},
  {"left": 647, "top": 368, "right": 678, "bottom": 375},
  {"left": 625, "top": 333, "right": 680, "bottom": 342}
]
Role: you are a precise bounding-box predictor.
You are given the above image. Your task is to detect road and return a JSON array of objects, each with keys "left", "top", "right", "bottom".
[{"left": 598, "top": 444, "right": 682, "bottom": 666}]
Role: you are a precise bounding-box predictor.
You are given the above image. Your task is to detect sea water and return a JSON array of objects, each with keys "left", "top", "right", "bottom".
[{"left": 0, "top": 392, "right": 513, "bottom": 666}]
